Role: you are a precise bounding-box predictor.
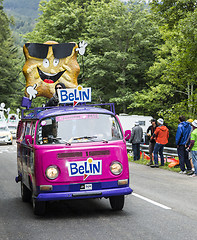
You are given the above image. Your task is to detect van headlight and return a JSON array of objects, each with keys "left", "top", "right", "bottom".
[
  {"left": 46, "top": 166, "right": 59, "bottom": 180},
  {"left": 110, "top": 161, "right": 123, "bottom": 175}
]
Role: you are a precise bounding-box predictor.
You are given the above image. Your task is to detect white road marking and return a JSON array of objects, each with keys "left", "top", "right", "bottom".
[{"left": 132, "top": 192, "right": 172, "bottom": 210}]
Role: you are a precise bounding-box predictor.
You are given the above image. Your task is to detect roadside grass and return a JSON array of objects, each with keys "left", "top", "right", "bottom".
[{"left": 128, "top": 154, "right": 181, "bottom": 173}]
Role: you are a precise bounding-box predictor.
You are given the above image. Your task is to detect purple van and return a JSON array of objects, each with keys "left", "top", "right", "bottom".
[{"left": 16, "top": 104, "right": 132, "bottom": 215}]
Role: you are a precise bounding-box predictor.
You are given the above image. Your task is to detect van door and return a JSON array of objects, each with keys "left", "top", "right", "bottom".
[
  {"left": 16, "top": 121, "right": 26, "bottom": 177},
  {"left": 21, "top": 122, "right": 31, "bottom": 187},
  {"left": 28, "top": 121, "right": 36, "bottom": 190}
]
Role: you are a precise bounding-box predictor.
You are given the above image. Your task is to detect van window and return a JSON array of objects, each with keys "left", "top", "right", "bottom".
[
  {"left": 37, "top": 113, "right": 123, "bottom": 144},
  {"left": 18, "top": 121, "right": 26, "bottom": 141},
  {"left": 21, "top": 122, "right": 31, "bottom": 143},
  {"left": 30, "top": 122, "right": 36, "bottom": 144},
  {"left": 25, "top": 122, "right": 31, "bottom": 135},
  {"left": 139, "top": 121, "right": 145, "bottom": 126}
]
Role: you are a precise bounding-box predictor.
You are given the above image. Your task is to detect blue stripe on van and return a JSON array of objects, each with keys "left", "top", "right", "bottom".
[{"left": 37, "top": 180, "right": 129, "bottom": 193}]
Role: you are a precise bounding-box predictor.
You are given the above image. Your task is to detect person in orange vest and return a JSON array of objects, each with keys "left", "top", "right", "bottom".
[{"left": 150, "top": 118, "right": 169, "bottom": 168}]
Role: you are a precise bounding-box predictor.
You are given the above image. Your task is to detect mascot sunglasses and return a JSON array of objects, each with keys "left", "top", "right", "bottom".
[{"left": 25, "top": 43, "right": 76, "bottom": 59}]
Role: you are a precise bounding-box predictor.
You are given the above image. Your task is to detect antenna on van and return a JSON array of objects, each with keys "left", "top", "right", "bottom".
[
  {"left": 77, "top": 55, "right": 85, "bottom": 81},
  {"left": 76, "top": 41, "right": 88, "bottom": 81}
]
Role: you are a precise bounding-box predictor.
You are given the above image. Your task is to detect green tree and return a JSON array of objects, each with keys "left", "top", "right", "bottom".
[
  {"left": 128, "top": 0, "right": 197, "bottom": 146},
  {"left": 149, "top": 0, "right": 197, "bottom": 30},
  {"left": 0, "top": 1, "right": 21, "bottom": 109},
  {"left": 25, "top": 0, "right": 87, "bottom": 43},
  {"left": 82, "top": 0, "right": 160, "bottom": 113},
  {"left": 131, "top": 0, "right": 197, "bottom": 119},
  {"left": 25, "top": 0, "right": 112, "bottom": 43}
]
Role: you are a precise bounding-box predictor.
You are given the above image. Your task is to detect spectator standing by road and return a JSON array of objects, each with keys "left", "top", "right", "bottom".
[
  {"left": 150, "top": 118, "right": 169, "bottom": 168},
  {"left": 187, "top": 120, "right": 197, "bottom": 177},
  {"left": 176, "top": 116, "right": 193, "bottom": 175},
  {"left": 146, "top": 119, "right": 157, "bottom": 166},
  {"left": 185, "top": 119, "right": 194, "bottom": 173},
  {"left": 129, "top": 121, "right": 143, "bottom": 161}
]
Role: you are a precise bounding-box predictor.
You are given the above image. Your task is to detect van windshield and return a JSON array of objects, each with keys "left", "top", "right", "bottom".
[{"left": 37, "top": 113, "right": 123, "bottom": 144}]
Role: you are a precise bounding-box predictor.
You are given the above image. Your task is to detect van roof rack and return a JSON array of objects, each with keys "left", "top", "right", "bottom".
[{"left": 21, "top": 103, "right": 115, "bottom": 120}]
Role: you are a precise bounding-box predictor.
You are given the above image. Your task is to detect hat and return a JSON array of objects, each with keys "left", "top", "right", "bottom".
[
  {"left": 192, "top": 120, "right": 197, "bottom": 128},
  {"left": 135, "top": 121, "right": 139, "bottom": 126},
  {"left": 187, "top": 119, "right": 194, "bottom": 123},
  {"left": 157, "top": 118, "right": 164, "bottom": 125},
  {"left": 151, "top": 118, "right": 156, "bottom": 123}
]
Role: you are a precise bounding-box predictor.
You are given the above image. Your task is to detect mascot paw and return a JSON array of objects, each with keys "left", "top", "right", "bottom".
[
  {"left": 26, "top": 84, "right": 38, "bottom": 100},
  {"left": 76, "top": 41, "right": 88, "bottom": 56}
]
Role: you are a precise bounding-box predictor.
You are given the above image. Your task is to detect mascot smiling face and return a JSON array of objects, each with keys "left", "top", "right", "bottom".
[{"left": 23, "top": 41, "right": 80, "bottom": 99}]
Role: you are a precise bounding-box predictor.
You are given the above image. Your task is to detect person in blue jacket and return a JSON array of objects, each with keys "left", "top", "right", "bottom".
[{"left": 176, "top": 116, "right": 193, "bottom": 174}]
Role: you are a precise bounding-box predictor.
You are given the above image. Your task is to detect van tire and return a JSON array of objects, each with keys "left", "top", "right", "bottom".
[
  {"left": 109, "top": 195, "right": 125, "bottom": 211},
  {"left": 33, "top": 198, "right": 46, "bottom": 216},
  {"left": 21, "top": 182, "right": 32, "bottom": 202}
]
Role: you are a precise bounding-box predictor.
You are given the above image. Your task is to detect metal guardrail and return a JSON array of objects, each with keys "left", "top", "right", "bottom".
[{"left": 126, "top": 143, "right": 178, "bottom": 162}]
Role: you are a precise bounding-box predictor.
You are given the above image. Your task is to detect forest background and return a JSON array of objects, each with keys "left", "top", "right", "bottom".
[{"left": 1, "top": 0, "right": 197, "bottom": 146}]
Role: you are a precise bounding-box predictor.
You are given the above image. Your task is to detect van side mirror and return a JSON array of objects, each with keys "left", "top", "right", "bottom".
[
  {"left": 125, "top": 130, "right": 131, "bottom": 141},
  {"left": 25, "top": 135, "right": 33, "bottom": 145}
]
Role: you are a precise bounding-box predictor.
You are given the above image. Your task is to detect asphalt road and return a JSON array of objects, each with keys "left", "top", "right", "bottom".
[{"left": 0, "top": 143, "right": 197, "bottom": 240}]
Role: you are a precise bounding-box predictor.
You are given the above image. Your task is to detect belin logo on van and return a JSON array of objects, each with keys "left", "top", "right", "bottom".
[
  {"left": 58, "top": 85, "right": 91, "bottom": 106},
  {"left": 67, "top": 158, "right": 102, "bottom": 180}
]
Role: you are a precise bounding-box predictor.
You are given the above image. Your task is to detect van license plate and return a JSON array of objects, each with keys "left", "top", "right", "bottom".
[{"left": 80, "top": 184, "right": 92, "bottom": 190}]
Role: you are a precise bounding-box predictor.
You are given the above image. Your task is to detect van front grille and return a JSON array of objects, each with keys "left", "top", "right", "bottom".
[
  {"left": 89, "top": 150, "right": 110, "bottom": 156},
  {"left": 58, "top": 152, "right": 83, "bottom": 159}
]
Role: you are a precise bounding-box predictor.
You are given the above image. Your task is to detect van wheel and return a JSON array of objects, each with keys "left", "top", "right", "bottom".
[
  {"left": 21, "top": 182, "right": 32, "bottom": 202},
  {"left": 32, "top": 198, "right": 46, "bottom": 216},
  {"left": 109, "top": 195, "right": 125, "bottom": 211}
]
